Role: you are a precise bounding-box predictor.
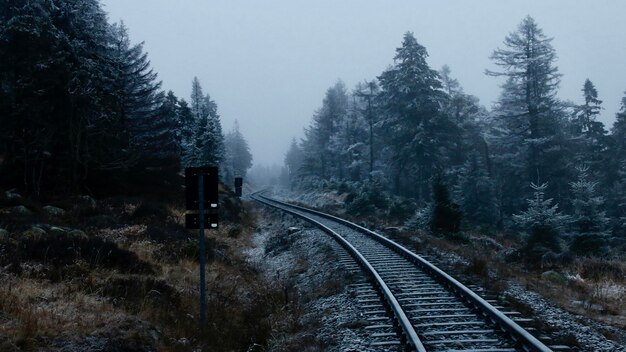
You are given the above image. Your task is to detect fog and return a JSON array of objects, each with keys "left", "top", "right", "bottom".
[{"left": 101, "top": 0, "right": 626, "bottom": 167}]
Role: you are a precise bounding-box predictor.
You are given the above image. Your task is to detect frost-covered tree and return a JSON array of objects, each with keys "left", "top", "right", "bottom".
[
  {"left": 331, "top": 96, "right": 369, "bottom": 181},
  {"left": 570, "top": 79, "right": 608, "bottom": 173},
  {"left": 202, "top": 93, "right": 224, "bottom": 166},
  {"left": 300, "top": 81, "right": 349, "bottom": 179},
  {"left": 183, "top": 78, "right": 224, "bottom": 167},
  {"left": 569, "top": 165, "right": 609, "bottom": 255},
  {"left": 0, "top": 0, "right": 125, "bottom": 192},
  {"left": 573, "top": 79, "right": 603, "bottom": 135},
  {"left": 514, "top": 182, "right": 569, "bottom": 255},
  {"left": 284, "top": 138, "right": 304, "bottom": 189},
  {"left": 488, "top": 16, "right": 569, "bottom": 216},
  {"left": 223, "top": 121, "right": 253, "bottom": 182},
  {"left": 605, "top": 92, "right": 626, "bottom": 227},
  {"left": 110, "top": 23, "right": 179, "bottom": 174},
  {"left": 377, "top": 32, "right": 451, "bottom": 199},
  {"left": 174, "top": 97, "right": 195, "bottom": 162},
  {"left": 455, "top": 152, "right": 498, "bottom": 227},
  {"left": 354, "top": 80, "right": 380, "bottom": 176},
  {"left": 430, "top": 175, "right": 462, "bottom": 234}
]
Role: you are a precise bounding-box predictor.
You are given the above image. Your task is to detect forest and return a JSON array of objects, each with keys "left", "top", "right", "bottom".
[
  {"left": 0, "top": 0, "right": 253, "bottom": 197},
  {"left": 284, "top": 16, "right": 626, "bottom": 260},
  {"left": 1, "top": 1, "right": 626, "bottom": 350},
  {"left": 1, "top": 1, "right": 624, "bottom": 262}
]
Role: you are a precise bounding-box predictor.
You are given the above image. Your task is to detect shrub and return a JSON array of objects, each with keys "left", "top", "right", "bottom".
[
  {"left": 8, "top": 233, "right": 154, "bottom": 274},
  {"left": 430, "top": 175, "right": 462, "bottom": 234}
]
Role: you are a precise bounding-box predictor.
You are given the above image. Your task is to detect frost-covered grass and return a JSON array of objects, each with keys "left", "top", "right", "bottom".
[
  {"left": 0, "top": 189, "right": 291, "bottom": 351},
  {"left": 272, "top": 187, "right": 626, "bottom": 347}
]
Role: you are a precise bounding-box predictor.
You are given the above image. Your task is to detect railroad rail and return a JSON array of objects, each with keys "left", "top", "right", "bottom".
[{"left": 252, "top": 191, "right": 553, "bottom": 352}]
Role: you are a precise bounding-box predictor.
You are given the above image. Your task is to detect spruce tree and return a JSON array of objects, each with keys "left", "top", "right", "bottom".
[
  {"left": 110, "top": 22, "right": 179, "bottom": 174},
  {"left": 430, "top": 175, "right": 462, "bottom": 234},
  {"left": 606, "top": 92, "right": 626, "bottom": 229},
  {"left": 284, "top": 138, "right": 304, "bottom": 189},
  {"left": 514, "top": 182, "right": 569, "bottom": 256},
  {"left": 184, "top": 78, "right": 224, "bottom": 167},
  {"left": 571, "top": 79, "right": 607, "bottom": 173},
  {"left": 377, "top": 32, "right": 450, "bottom": 199},
  {"left": 569, "top": 165, "right": 609, "bottom": 255},
  {"left": 223, "top": 121, "right": 253, "bottom": 182},
  {"left": 455, "top": 152, "right": 498, "bottom": 228},
  {"left": 0, "top": 0, "right": 116, "bottom": 192},
  {"left": 354, "top": 80, "right": 380, "bottom": 176},
  {"left": 488, "top": 16, "right": 568, "bottom": 216}
]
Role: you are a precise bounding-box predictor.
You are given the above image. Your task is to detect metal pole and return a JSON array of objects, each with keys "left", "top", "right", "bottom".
[{"left": 198, "top": 174, "right": 207, "bottom": 327}]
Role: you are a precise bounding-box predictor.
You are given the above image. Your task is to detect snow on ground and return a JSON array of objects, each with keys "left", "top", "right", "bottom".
[
  {"left": 245, "top": 208, "right": 397, "bottom": 351},
  {"left": 505, "top": 283, "right": 626, "bottom": 351},
  {"left": 270, "top": 187, "right": 345, "bottom": 209},
  {"left": 265, "top": 188, "right": 626, "bottom": 350}
]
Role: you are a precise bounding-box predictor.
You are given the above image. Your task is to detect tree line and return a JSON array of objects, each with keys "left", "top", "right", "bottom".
[
  {"left": 0, "top": 0, "right": 252, "bottom": 195},
  {"left": 285, "top": 16, "right": 626, "bottom": 257}
]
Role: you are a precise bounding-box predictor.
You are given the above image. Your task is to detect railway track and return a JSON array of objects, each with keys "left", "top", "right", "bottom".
[{"left": 252, "top": 191, "right": 556, "bottom": 352}]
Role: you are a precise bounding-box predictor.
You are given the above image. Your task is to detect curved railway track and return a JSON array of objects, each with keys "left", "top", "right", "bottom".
[{"left": 252, "top": 191, "right": 554, "bottom": 352}]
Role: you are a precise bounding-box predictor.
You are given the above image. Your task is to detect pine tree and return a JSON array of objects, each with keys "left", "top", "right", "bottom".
[
  {"left": 570, "top": 79, "right": 608, "bottom": 173},
  {"left": 110, "top": 23, "right": 179, "bottom": 174},
  {"left": 377, "top": 32, "right": 450, "bottom": 199},
  {"left": 202, "top": 93, "right": 224, "bottom": 167},
  {"left": 0, "top": 0, "right": 116, "bottom": 192},
  {"left": 331, "top": 95, "right": 368, "bottom": 182},
  {"left": 569, "top": 165, "right": 609, "bottom": 255},
  {"left": 223, "top": 121, "right": 253, "bottom": 182},
  {"left": 430, "top": 175, "right": 462, "bottom": 234},
  {"left": 354, "top": 80, "right": 380, "bottom": 176},
  {"left": 300, "top": 81, "right": 348, "bottom": 180},
  {"left": 177, "top": 98, "right": 195, "bottom": 166},
  {"left": 455, "top": 152, "right": 498, "bottom": 227},
  {"left": 284, "top": 138, "right": 304, "bottom": 189},
  {"left": 184, "top": 78, "right": 224, "bottom": 167},
  {"left": 488, "top": 16, "right": 569, "bottom": 216},
  {"left": 605, "top": 92, "right": 626, "bottom": 228},
  {"left": 514, "top": 182, "right": 569, "bottom": 255}
]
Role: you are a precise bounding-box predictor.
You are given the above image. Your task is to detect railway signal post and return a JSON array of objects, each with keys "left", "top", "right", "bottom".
[{"left": 185, "top": 167, "right": 219, "bottom": 327}]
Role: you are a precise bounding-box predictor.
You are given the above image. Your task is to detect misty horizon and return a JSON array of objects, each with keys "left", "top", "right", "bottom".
[{"left": 102, "top": 1, "right": 626, "bottom": 167}]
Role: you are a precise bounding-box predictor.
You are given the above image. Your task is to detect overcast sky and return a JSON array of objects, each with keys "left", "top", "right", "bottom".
[{"left": 101, "top": 0, "right": 626, "bottom": 167}]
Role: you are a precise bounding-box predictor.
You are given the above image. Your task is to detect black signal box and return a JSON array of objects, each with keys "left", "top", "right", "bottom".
[
  {"left": 185, "top": 167, "right": 219, "bottom": 210},
  {"left": 235, "top": 177, "right": 243, "bottom": 197},
  {"left": 185, "top": 213, "right": 219, "bottom": 229}
]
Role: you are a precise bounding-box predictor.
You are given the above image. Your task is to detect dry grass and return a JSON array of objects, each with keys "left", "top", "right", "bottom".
[
  {"left": 0, "top": 190, "right": 300, "bottom": 351},
  {"left": 398, "top": 230, "right": 626, "bottom": 330},
  {"left": 0, "top": 273, "right": 128, "bottom": 348}
]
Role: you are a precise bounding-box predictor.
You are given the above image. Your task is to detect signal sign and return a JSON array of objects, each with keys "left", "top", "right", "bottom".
[
  {"left": 235, "top": 177, "right": 243, "bottom": 197},
  {"left": 185, "top": 213, "right": 219, "bottom": 229},
  {"left": 185, "top": 167, "right": 218, "bottom": 210}
]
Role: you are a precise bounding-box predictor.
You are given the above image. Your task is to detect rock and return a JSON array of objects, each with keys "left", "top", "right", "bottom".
[
  {"left": 73, "top": 195, "right": 97, "bottom": 214},
  {"left": 22, "top": 226, "right": 47, "bottom": 240},
  {"left": 48, "top": 226, "right": 68, "bottom": 235},
  {"left": 384, "top": 226, "right": 402, "bottom": 234},
  {"left": 287, "top": 227, "right": 300, "bottom": 235},
  {"left": 495, "top": 248, "right": 521, "bottom": 263},
  {"left": 68, "top": 230, "right": 88, "bottom": 240},
  {"left": 4, "top": 189, "right": 21, "bottom": 200},
  {"left": 43, "top": 205, "right": 66, "bottom": 216},
  {"left": 471, "top": 236, "right": 504, "bottom": 251},
  {"left": 10, "top": 205, "right": 32, "bottom": 215},
  {"left": 0, "top": 228, "right": 9, "bottom": 238},
  {"left": 541, "top": 270, "right": 567, "bottom": 284}
]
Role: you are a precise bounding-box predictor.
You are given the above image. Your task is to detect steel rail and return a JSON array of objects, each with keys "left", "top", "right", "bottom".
[
  {"left": 255, "top": 192, "right": 552, "bottom": 352},
  {"left": 251, "top": 192, "right": 426, "bottom": 352}
]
